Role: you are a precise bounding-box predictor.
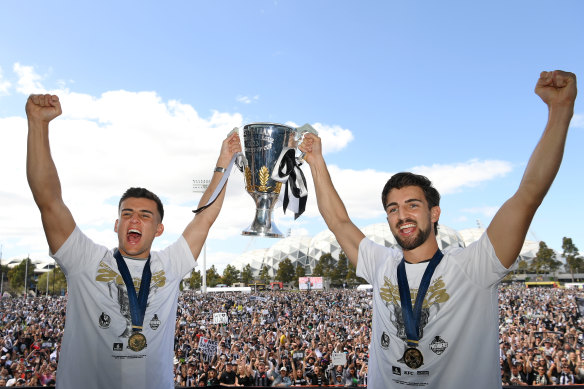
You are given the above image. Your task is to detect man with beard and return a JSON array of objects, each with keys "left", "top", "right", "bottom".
[
  {"left": 299, "top": 70, "right": 577, "bottom": 388},
  {"left": 25, "top": 94, "right": 241, "bottom": 389}
]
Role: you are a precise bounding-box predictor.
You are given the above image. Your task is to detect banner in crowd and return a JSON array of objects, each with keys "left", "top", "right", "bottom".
[
  {"left": 250, "top": 296, "right": 268, "bottom": 302},
  {"left": 198, "top": 337, "right": 218, "bottom": 360},
  {"left": 213, "top": 312, "right": 229, "bottom": 324},
  {"left": 332, "top": 352, "right": 347, "bottom": 366},
  {"left": 298, "top": 276, "right": 323, "bottom": 290}
]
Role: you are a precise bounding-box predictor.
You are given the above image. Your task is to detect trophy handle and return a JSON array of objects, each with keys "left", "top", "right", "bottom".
[{"left": 294, "top": 123, "right": 318, "bottom": 164}]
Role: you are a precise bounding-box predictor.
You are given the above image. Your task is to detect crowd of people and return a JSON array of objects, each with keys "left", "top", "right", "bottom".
[{"left": 0, "top": 284, "right": 583, "bottom": 387}]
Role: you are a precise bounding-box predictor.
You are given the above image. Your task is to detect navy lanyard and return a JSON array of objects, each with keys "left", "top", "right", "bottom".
[
  {"left": 114, "top": 249, "right": 152, "bottom": 332},
  {"left": 397, "top": 249, "right": 443, "bottom": 347}
]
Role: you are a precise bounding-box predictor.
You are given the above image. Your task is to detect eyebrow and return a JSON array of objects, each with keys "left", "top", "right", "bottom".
[
  {"left": 121, "top": 208, "right": 155, "bottom": 216},
  {"left": 385, "top": 198, "right": 424, "bottom": 210}
]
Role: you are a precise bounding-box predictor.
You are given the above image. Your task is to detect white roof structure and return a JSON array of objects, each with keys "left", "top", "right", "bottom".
[{"left": 237, "top": 222, "right": 484, "bottom": 278}]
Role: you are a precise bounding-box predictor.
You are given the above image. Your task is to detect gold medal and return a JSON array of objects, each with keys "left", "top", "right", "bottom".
[
  {"left": 128, "top": 332, "right": 147, "bottom": 352},
  {"left": 403, "top": 348, "right": 423, "bottom": 369}
]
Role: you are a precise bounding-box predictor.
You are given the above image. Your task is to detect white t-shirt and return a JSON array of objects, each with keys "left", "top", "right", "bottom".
[
  {"left": 51, "top": 227, "right": 195, "bottom": 389},
  {"left": 357, "top": 232, "right": 511, "bottom": 389}
]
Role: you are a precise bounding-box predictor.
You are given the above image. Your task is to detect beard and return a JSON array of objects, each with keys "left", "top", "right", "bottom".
[{"left": 392, "top": 219, "right": 432, "bottom": 251}]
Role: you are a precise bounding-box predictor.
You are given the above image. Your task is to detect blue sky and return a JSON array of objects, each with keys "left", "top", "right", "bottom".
[{"left": 1, "top": 0, "right": 583, "bottom": 272}]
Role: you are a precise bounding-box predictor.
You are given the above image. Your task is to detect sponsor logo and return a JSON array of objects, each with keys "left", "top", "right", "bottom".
[
  {"left": 430, "top": 336, "right": 448, "bottom": 355},
  {"left": 417, "top": 371, "right": 430, "bottom": 376},
  {"left": 381, "top": 332, "right": 390, "bottom": 349},
  {"left": 98, "top": 312, "right": 111, "bottom": 329},
  {"left": 150, "top": 314, "right": 161, "bottom": 330},
  {"left": 113, "top": 343, "right": 123, "bottom": 351},
  {"left": 392, "top": 366, "right": 401, "bottom": 376}
]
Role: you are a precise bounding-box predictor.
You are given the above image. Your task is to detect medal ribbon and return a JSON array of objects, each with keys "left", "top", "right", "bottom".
[
  {"left": 270, "top": 147, "right": 308, "bottom": 220},
  {"left": 397, "top": 249, "right": 444, "bottom": 347},
  {"left": 114, "top": 249, "right": 152, "bottom": 332}
]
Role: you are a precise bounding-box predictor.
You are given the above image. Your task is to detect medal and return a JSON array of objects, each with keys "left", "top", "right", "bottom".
[
  {"left": 114, "top": 250, "right": 152, "bottom": 353},
  {"left": 397, "top": 249, "right": 444, "bottom": 369},
  {"left": 403, "top": 348, "right": 423, "bottom": 369},
  {"left": 128, "top": 332, "right": 147, "bottom": 352}
]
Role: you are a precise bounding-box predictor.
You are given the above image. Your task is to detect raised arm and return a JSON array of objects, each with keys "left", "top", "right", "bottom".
[
  {"left": 299, "top": 134, "right": 365, "bottom": 267},
  {"left": 182, "top": 132, "right": 242, "bottom": 260},
  {"left": 26, "top": 94, "right": 76, "bottom": 254},
  {"left": 487, "top": 70, "right": 577, "bottom": 268}
]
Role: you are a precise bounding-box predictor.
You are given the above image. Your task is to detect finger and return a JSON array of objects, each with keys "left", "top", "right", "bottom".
[
  {"left": 49, "top": 95, "right": 60, "bottom": 107},
  {"left": 537, "top": 71, "right": 553, "bottom": 87}
]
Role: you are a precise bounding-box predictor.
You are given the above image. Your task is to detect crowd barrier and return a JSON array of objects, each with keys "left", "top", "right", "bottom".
[{"left": 14, "top": 385, "right": 584, "bottom": 388}]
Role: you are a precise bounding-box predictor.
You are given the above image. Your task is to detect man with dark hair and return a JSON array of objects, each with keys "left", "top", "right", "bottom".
[
  {"left": 300, "top": 70, "right": 577, "bottom": 388},
  {"left": 25, "top": 94, "right": 241, "bottom": 389}
]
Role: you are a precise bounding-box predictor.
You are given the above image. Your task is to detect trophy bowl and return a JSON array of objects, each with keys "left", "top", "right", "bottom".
[{"left": 240, "top": 123, "right": 302, "bottom": 238}]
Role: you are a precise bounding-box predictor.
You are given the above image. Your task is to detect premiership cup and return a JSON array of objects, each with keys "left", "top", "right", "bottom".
[{"left": 239, "top": 123, "right": 308, "bottom": 238}]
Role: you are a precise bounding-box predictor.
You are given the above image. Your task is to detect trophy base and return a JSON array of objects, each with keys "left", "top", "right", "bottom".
[
  {"left": 241, "top": 226, "right": 283, "bottom": 239},
  {"left": 242, "top": 192, "right": 284, "bottom": 238}
]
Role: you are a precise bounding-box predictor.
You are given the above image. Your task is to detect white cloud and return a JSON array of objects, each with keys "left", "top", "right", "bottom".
[
  {"left": 412, "top": 159, "right": 512, "bottom": 195},
  {"left": 13, "top": 63, "right": 45, "bottom": 94},
  {"left": 461, "top": 206, "right": 500, "bottom": 218},
  {"left": 306, "top": 159, "right": 513, "bottom": 222},
  {"left": 0, "top": 64, "right": 515, "bottom": 265},
  {"left": 236, "top": 95, "right": 259, "bottom": 104},
  {"left": 0, "top": 66, "right": 11, "bottom": 95},
  {"left": 571, "top": 114, "right": 584, "bottom": 129}
]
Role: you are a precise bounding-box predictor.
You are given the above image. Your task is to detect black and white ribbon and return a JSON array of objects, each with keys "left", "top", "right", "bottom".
[{"left": 271, "top": 147, "right": 308, "bottom": 220}]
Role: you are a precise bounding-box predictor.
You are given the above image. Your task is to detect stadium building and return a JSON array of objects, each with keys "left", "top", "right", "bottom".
[{"left": 231, "top": 223, "right": 539, "bottom": 278}]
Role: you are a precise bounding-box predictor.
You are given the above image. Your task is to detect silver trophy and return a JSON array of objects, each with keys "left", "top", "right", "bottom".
[{"left": 238, "top": 123, "right": 312, "bottom": 238}]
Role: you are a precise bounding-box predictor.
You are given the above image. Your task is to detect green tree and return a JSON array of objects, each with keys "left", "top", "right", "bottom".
[
  {"left": 8, "top": 258, "right": 36, "bottom": 294},
  {"left": 295, "top": 263, "right": 306, "bottom": 279},
  {"left": 275, "top": 258, "right": 295, "bottom": 283},
  {"left": 530, "top": 241, "right": 561, "bottom": 275},
  {"left": 563, "top": 237, "right": 584, "bottom": 280},
  {"left": 259, "top": 264, "right": 271, "bottom": 284},
  {"left": 36, "top": 267, "right": 67, "bottom": 295},
  {"left": 206, "top": 265, "right": 222, "bottom": 287},
  {"left": 516, "top": 259, "right": 529, "bottom": 275},
  {"left": 331, "top": 254, "right": 348, "bottom": 287},
  {"left": 312, "top": 253, "right": 335, "bottom": 277},
  {"left": 188, "top": 269, "right": 202, "bottom": 290},
  {"left": 241, "top": 264, "right": 254, "bottom": 285},
  {"left": 222, "top": 264, "right": 240, "bottom": 286},
  {"left": 346, "top": 261, "right": 367, "bottom": 286}
]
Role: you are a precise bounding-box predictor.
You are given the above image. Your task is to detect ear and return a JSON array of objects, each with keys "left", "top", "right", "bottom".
[
  {"left": 431, "top": 206, "right": 441, "bottom": 223},
  {"left": 114, "top": 219, "right": 119, "bottom": 233},
  {"left": 155, "top": 223, "right": 164, "bottom": 237}
]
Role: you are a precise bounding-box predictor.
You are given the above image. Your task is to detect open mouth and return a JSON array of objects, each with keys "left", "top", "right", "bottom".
[
  {"left": 399, "top": 222, "right": 416, "bottom": 235},
  {"left": 127, "top": 229, "right": 142, "bottom": 244}
]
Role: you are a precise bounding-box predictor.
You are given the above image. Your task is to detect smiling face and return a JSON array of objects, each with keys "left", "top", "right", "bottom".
[
  {"left": 385, "top": 185, "right": 440, "bottom": 253},
  {"left": 114, "top": 197, "right": 164, "bottom": 258}
]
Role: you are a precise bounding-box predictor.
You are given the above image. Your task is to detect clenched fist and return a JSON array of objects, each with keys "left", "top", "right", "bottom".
[{"left": 26, "top": 94, "right": 62, "bottom": 123}]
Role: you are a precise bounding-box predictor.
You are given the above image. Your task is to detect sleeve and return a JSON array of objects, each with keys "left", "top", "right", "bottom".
[
  {"left": 156, "top": 236, "right": 196, "bottom": 279},
  {"left": 356, "top": 237, "right": 398, "bottom": 286},
  {"left": 50, "top": 226, "right": 109, "bottom": 278},
  {"left": 450, "top": 232, "right": 516, "bottom": 288}
]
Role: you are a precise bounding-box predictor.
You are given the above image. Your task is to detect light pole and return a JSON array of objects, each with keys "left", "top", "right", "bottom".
[
  {"left": 24, "top": 256, "right": 29, "bottom": 299},
  {"left": 193, "top": 179, "right": 211, "bottom": 293}
]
